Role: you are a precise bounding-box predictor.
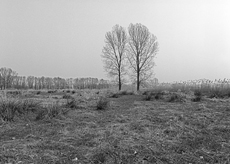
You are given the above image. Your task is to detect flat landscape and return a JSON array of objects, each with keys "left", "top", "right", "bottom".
[
  {"left": 1, "top": 1, "right": 230, "bottom": 164},
  {"left": 0, "top": 89, "right": 230, "bottom": 164}
]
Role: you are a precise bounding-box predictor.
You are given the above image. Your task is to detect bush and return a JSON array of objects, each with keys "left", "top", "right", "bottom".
[
  {"left": 119, "top": 90, "right": 134, "bottom": 95},
  {"left": 154, "top": 92, "right": 164, "bottom": 100},
  {"left": 46, "top": 103, "right": 63, "bottom": 118},
  {"left": 142, "top": 91, "right": 149, "bottom": 95},
  {"left": 20, "top": 99, "right": 42, "bottom": 114},
  {"left": 0, "top": 96, "right": 42, "bottom": 121},
  {"left": 96, "top": 97, "right": 110, "bottom": 110},
  {"left": 168, "top": 94, "right": 178, "bottom": 102},
  {"left": 144, "top": 94, "right": 152, "bottom": 101},
  {"left": 36, "top": 91, "right": 41, "bottom": 95},
  {"left": 63, "top": 94, "right": 72, "bottom": 99},
  {"left": 192, "top": 96, "right": 201, "bottom": 102},
  {"left": 47, "top": 90, "right": 53, "bottom": 93},
  {"left": 192, "top": 90, "right": 202, "bottom": 102},
  {"left": 146, "top": 91, "right": 164, "bottom": 100},
  {"left": 0, "top": 97, "right": 21, "bottom": 121},
  {"left": 194, "top": 90, "right": 202, "bottom": 97},
  {"left": 72, "top": 90, "right": 76, "bottom": 94},
  {"left": 109, "top": 90, "right": 134, "bottom": 98},
  {"left": 47, "top": 90, "right": 57, "bottom": 94},
  {"left": 110, "top": 93, "right": 119, "bottom": 98},
  {"left": 168, "top": 93, "right": 185, "bottom": 102},
  {"left": 206, "top": 89, "right": 229, "bottom": 99},
  {"left": 7, "top": 90, "right": 22, "bottom": 96},
  {"left": 65, "top": 98, "right": 79, "bottom": 109},
  {"left": 35, "top": 102, "right": 64, "bottom": 120}
]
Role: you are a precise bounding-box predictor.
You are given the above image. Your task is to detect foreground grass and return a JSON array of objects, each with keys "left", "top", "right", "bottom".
[{"left": 0, "top": 92, "right": 230, "bottom": 163}]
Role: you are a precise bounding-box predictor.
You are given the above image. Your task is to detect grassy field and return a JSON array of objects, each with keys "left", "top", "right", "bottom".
[{"left": 0, "top": 89, "right": 230, "bottom": 164}]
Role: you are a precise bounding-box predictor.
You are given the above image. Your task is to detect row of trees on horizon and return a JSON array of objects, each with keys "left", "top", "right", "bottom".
[
  {"left": 101, "top": 23, "right": 159, "bottom": 91},
  {"left": 0, "top": 67, "right": 110, "bottom": 90}
]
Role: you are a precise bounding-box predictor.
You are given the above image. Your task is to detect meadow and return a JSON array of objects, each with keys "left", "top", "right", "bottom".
[{"left": 0, "top": 81, "right": 230, "bottom": 164}]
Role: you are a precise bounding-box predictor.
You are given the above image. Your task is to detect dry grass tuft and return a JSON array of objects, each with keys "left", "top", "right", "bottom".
[{"left": 96, "top": 97, "right": 110, "bottom": 110}]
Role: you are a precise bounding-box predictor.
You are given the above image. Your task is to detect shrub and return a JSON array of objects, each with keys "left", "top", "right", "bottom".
[
  {"left": 142, "top": 91, "right": 149, "bottom": 95},
  {"left": 168, "top": 93, "right": 185, "bottom": 102},
  {"left": 0, "top": 96, "right": 41, "bottom": 121},
  {"left": 109, "top": 90, "right": 134, "bottom": 98},
  {"left": 65, "top": 98, "right": 79, "bottom": 109},
  {"left": 47, "top": 90, "right": 57, "bottom": 93},
  {"left": 0, "top": 97, "right": 21, "bottom": 121},
  {"left": 145, "top": 91, "right": 163, "bottom": 100},
  {"left": 119, "top": 90, "right": 134, "bottom": 95},
  {"left": 72, "top": 90, "right": 76, "bottom": 94},
  {"left": 154, "top": 92, "right": 164, "bottom": 100},
  {"left": 120, "top": 90, "right": 128, "bottom": 95},
  {"left": 7, "top": 90, "right": 22, "bottom": 96},
  {"left": 192, "top": 90, "right": 202, "bottom": 102},
  {"left": 36, "top": 91, "right": 41, "bottom": 95},
  {"left": 96, "top": 97, "right": 110, "bottom": 110},
  {"left": 110, "top": 93, "right": 119, "bottom": 98},
  {"left": 194, "top": 90, "right": 202, "bottom": 97},
  {"left": 63, "top": 94, "right": 72, "bottom": 99},
  {"left": 46, "top": 103, "right": 63, "bottom": 118},
  {"left": 144, "top": 94, "right": 152, "bottom": 101},
  {"left": 192, "top": 96, "right": 201, "bottom": 102},
  {"left": 20, "top": 99, "right": 42, "bottom": 114},
  {"left": 168, "top": 94, "right": 178, "bottom": 102},
  {"left": 35, "top": 102, "right": 63, "bottom": 120},
  {"left": 126, "top": 91, "right": 134, "bottom": 95},
  {"left": 207, "top": 89, "right": 228, "bottom": 99}
]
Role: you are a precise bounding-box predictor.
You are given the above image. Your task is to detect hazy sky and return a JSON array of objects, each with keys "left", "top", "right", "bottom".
[{"left": 1, "top": 0, "right": 230, "bottom": 82}]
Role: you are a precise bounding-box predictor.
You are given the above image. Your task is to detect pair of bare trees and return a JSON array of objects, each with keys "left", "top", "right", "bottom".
[{"left": 101, "top": 23, "right": 159, "bottom": 91}]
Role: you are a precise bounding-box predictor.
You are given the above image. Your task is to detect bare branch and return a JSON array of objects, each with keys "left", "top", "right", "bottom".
[
  {"left": 127, "top": 23, "right": 159, "bottom": 91},
  {"left": 101, "top": 25, "right": 128, "bottom": 90}
]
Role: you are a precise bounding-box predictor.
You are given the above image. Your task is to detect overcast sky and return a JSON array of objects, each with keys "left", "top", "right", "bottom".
[{"left": 0, "top": 0, "right": 229, "bottom": 82}]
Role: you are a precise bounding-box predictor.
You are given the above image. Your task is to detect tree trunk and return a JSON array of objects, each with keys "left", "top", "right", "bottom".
[
  {"left": 137, "top": 69, "right": 140, "bottom": 91},
  {"left": 118, "top": 71, "right": 121, "bottom": 90}
]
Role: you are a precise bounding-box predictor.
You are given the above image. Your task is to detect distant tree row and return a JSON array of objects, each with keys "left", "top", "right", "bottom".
[
  {"left": 0, "top": 67, "right": 110, "bottom": 90},
  {"left": 102, "top": 23, "right": 159, "bottom": 91}
]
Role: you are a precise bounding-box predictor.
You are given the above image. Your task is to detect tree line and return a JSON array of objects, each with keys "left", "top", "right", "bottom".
[
  {"left": 101, "top": 23, "right": 159, "bottom": 91},
  {"left": 0, "top": 67, "right": 110, "bottom": 90}
]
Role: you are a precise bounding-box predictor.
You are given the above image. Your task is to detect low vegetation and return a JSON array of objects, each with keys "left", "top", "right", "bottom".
[
  {"left": 96, "top": 97, "right": 110, "bottom": 110},
  {"left": 0, "top": 96, "right": 42, "bottom": 121},
  {"left": 109, "top": 90, "right": 134, "bottom": 98},
  {"left": 0, "top": 87, "right": 230, "bottom": 163}
]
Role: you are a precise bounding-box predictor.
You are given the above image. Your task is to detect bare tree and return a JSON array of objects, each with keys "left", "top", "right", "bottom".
[
  {"left": 102, "top": 25, "right": 128, "bottom": 90},
  {"left": 27, "top": 76, "right": 35, "bottom": 89},
  {"left": 127, "top": 23, "right": 158, "bottom": 91},
  {"left": 0, "top": 67, "right": 18, "bottom": 89}
]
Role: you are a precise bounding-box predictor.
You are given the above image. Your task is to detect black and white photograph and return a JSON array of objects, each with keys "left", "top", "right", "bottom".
[{"left": 0, "top": 0, "right": 230, "bottom": 163}]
